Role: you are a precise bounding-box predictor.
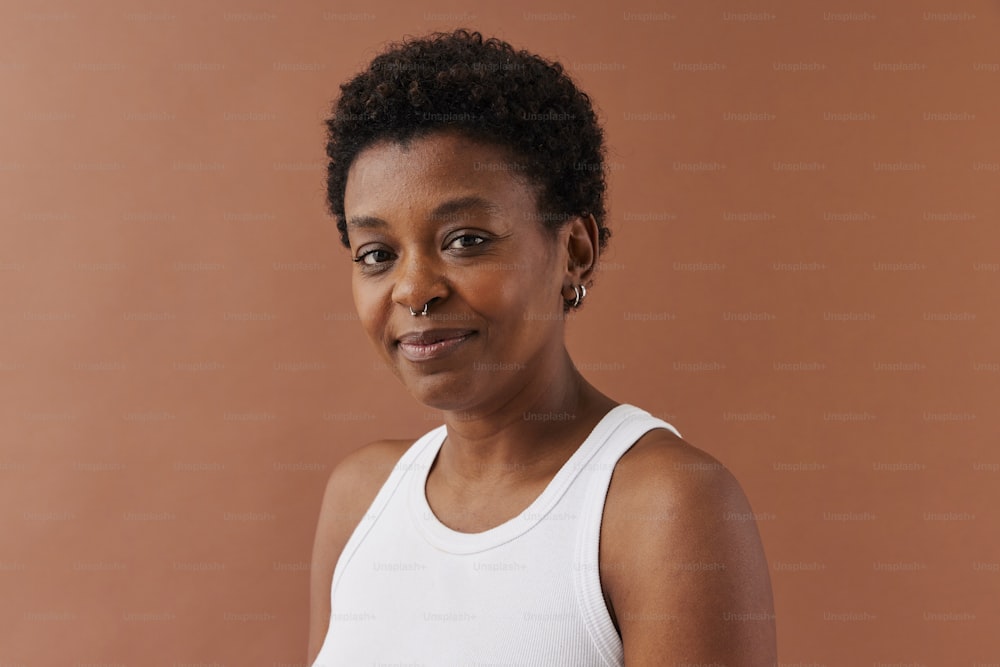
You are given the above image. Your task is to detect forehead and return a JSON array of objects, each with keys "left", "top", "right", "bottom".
[{"left": 343, "top": 131, "right": 537, "bottom": 217}]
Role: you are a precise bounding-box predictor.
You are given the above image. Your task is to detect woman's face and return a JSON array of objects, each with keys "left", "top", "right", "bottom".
[{"left": 343, "top": 130, "right": 572, "bottom": 412}]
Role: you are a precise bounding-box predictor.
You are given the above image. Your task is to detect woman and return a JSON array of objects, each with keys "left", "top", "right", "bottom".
[{"left": 308, "top": 29, "right": 776, "bottom": 666}]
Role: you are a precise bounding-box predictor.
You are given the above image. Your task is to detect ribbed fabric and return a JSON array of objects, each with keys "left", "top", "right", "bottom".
[{"left": 311, "top": 404, "right": 682, "bottom": 667}]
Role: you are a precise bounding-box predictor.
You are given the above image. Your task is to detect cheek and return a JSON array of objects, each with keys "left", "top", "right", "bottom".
[
  {"left": 497, "top": 277, "right": 519, "bottom": 308},
  {"left": 351, "top": 275, "right": 387, "bottom": 339},
  {"left": 463, "top": 263, "right": 558, "bottom": 329},
  {"left": 464, "top": 265, "right": 530, "bottom": 312},
  {"left": 497, "top": 254, "right": 559, "bottom": 309}
]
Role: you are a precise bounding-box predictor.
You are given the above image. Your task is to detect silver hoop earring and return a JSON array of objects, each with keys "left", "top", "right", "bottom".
[
  {"left": 569, "top": 284, "right": 586, "bottom": 308},
  {"left": 409, "top": 303, "right": 429, "bottom": 317}
]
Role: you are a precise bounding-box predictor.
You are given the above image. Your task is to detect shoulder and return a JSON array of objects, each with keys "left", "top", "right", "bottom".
[
  {"left": 313, "top": 437, "right": 416, "bottom": 560},
  {"left": 601, "top": 428, "right": 777, "bottom": 663},
  {"left": 604, "top": 426, "right": 764, "bottom": 562},
  {"left": 322, "top": 437, "right": 415, "bottom": 506},
  {"left": 307, "top": 437, "right": 414, "bottom": 663},
  {"left": 605, "top": 428, "right": 748, "bottom": 555},
  {"left": 610, "top": 427, "right": 738, "bottom": 511}
]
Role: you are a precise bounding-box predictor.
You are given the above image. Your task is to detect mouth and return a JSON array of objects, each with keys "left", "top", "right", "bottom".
[{"left": 395, "top": 330, "right": 477, "bottom": 362}]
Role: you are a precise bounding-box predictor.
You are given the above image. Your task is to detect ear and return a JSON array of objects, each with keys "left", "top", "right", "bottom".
[{"left": 561, "top": 213, "right": 600, "bottom": 291}]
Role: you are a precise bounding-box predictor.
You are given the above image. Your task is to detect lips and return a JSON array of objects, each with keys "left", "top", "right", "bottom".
[
  {"left": 396, "top": 328, "right": 476, "bottom": 346},
  {"left": 395, "top": 328, "right": 477, "bottom": 362}
]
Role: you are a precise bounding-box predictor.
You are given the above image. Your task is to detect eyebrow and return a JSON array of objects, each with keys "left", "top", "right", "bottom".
[{"left": 346, "top": 195, "right": 502, "bottom": 230}]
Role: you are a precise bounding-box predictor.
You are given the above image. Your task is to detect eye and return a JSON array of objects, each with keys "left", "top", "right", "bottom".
[
  {"left": 446, "top": 234, "right": 487, "bottom": 250},
  {"left": 354, "top": 248, "right": 394, "bottom": 266}
]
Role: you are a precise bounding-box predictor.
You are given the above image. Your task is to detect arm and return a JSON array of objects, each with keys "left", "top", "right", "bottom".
[
  {"left": 604, "top": 434, "right": 777, "bottom": 666},
  {"left": 306, "top": 439, "right": 410, "bottom": 665}
]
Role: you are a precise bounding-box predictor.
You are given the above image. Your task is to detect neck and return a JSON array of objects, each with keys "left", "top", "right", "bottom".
[{"left": 435, "top": 348, "right": 616, "bottom": 485}]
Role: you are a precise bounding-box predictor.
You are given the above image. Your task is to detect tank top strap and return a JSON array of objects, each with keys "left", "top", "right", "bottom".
[
  {"left": 331, "top": 425, "right": 445, "bottom": 586},
  {"left": 409, "top": 404, "right": 671, "bottom": 553},
  {"left": 573, "top": 406, "right": 683, "bottom": 665}
]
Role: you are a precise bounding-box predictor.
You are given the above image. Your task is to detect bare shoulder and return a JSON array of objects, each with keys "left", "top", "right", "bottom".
[
  {"left": 313, "top": 436, "right": 414, "bottom": 561},
  {"left": 322, "top": 438, "right": 415, "bottom": 512},
  {"left": 307, "top": 438, "right": 413, "bottom": 664},
  {"left": 314, "top": 437, "right": 415, "bottom": 549},
  {"left": 602, "top": 428, "right": 777, "bottom": 665},
  {"left": 603, "top": 428, "right": 752, "bottom": 563},
  {"left": 610, "top": 427, "right": 737, "bottom": 506}
]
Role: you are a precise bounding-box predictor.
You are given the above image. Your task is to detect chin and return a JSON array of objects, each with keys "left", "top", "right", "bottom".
[{"left": 399, "top": 369, "right": 481, "bottom": 413}]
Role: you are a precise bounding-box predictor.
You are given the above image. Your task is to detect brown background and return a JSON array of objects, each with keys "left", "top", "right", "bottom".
[{"left": 1, "top": 0, "right": 998, "bottom": 664}]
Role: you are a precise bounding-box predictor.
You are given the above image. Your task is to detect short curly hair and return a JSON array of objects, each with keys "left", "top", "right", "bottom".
[{"left": 325, "top": 29, "right": 610, "bottom": 253}]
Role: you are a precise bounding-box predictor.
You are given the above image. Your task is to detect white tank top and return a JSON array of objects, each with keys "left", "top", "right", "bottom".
[{"left": 311, "top": 403, "right": 682, "bottom": 666}]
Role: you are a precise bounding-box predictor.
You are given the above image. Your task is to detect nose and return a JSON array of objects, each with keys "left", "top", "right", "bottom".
[{"left": 391, "top": 250, "right": 449, "bottom": 313}]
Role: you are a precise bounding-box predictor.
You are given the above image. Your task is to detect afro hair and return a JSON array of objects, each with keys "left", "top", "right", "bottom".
[{"left": 325, "top": 29, "right": 610, "bottom": 253}]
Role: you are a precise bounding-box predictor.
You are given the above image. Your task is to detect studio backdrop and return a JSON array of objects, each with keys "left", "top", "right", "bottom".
[{"left": 1, "top": 0, "right": 997, "bottom": 664}]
